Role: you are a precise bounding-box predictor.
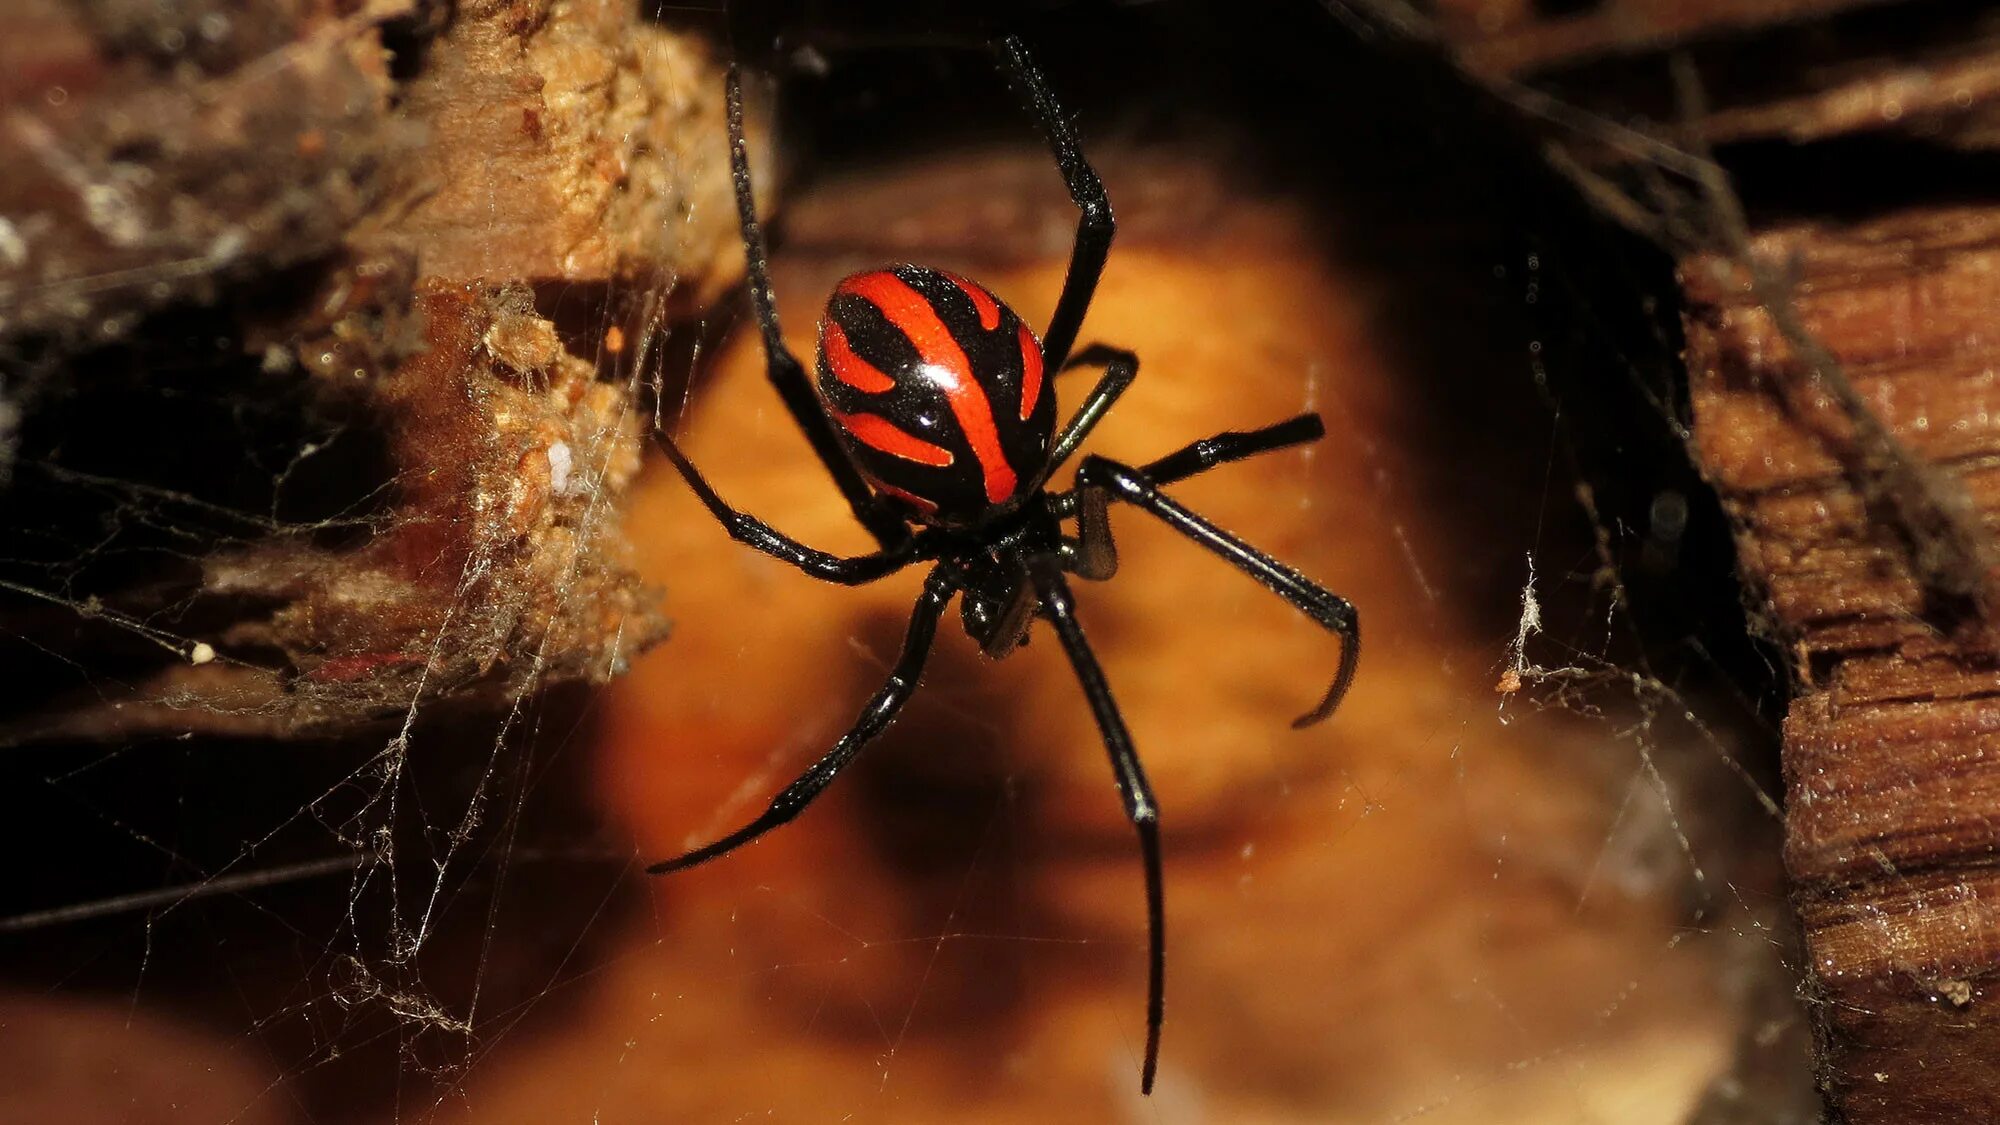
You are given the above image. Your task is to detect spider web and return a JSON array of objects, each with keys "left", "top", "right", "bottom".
[{"left": 0, "top": 3, "right": 1824, "bottom": 1123}]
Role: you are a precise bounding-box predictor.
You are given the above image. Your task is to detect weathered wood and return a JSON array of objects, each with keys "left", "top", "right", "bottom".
[
  {"left": 1430, "top": 0, "right": 2000, "bottom": 1119},
  {"left": 1682, "top": 210, "right": 2000, "bottom": 1121},
  {"left": 0, "top": 0, "right": 742, "bottom": 740},
  {"left": 1688, "top": 210, "right": 2000, "bottom": 1112}
]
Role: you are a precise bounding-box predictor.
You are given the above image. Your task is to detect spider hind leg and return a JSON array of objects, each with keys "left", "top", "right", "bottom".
[
  {"left": 646, "top": 566, "right": 958, "bottom": 874},
  {"left": 1030, "top": 561, "right": 1166, "bottom": 1094}
]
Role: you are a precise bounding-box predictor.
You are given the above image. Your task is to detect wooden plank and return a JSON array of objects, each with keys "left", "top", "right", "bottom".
[
  {"left": 1685, "top": 208, "right": 2000, "bottom": 1122},
  {"left": 1433, "top": 1, "right": 2000, "bottom": 1113}
]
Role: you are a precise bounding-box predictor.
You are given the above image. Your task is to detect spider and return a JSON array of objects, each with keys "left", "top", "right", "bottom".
[{"left": 648, "top": 35, "right": 1360, "bottom": 1095}]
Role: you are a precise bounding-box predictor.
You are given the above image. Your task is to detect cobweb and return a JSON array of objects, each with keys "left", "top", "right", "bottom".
[{"left": 0, "top": 3, "right": 1822, "bottom": 1124}]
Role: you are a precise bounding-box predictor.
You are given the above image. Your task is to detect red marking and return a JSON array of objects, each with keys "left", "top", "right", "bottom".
[
  {"left": 871, "top": 479, "right": 939, "bottom": 516},
  {"left": 945, "top": 271, "right": 1001, "bottom": 331},
  {"left": 837, "top": 272, "right": 1018, "bottom": 504},
  {"left": 1017, "top": 323, "right": 1044, "bottom": 422},
  {"left": 820, "top": 320, "right": 894, "bottom": 393},
  {"left": 831, "top": 410, "right": 954, "bottom": 467}
]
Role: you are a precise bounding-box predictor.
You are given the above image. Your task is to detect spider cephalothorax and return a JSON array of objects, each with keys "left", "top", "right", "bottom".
[{"left": 648, "top": 36, "right": 1360, "bottom": 1096}]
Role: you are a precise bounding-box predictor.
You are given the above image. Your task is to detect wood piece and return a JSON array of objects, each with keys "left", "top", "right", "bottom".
[
  {"left": 0, "top": 0, "right": 738, "bottom": 740},
  {"left": 1685, "top": 207, "right": 2000, "bottom": 1122},
  {"left": 1436, "top": 0, "right": 1886, "bottom": 77},
  {"left": 1442, "top": 0, "right": 2000, "bottom": 153},
  {"left": 1427, "top": 0, "right": 2000, "bottom": 1119}
]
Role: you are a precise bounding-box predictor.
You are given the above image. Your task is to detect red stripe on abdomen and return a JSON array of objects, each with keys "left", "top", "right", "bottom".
[
  {"left": 870, "top": 479, "right": 940, "bottom": 516},
  {"left": 821, "top": 320, "right": 895, "bottom": 393},
  {"left": 945, "top": 272, "right": 1001, "bottom": 331},
  {"left": 838, "top": 272, "right": 1018, "bottom": 504},
  {"left": 1017, "top": 323, "right": 1043, "bottom": 422},
  {"left": 830, "top": 410, "right": 954, "bottom": 467}
]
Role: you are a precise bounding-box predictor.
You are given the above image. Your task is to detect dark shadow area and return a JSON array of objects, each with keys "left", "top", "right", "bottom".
[
  {"left": 816, "top": 607, "right": 1054, "bottom": 1065},
  {"left": 0, "top": 268, "right": 399, "bottom": 726},
  {"left": 0, "top": 685, "right": 643, "bottom": 1124}
]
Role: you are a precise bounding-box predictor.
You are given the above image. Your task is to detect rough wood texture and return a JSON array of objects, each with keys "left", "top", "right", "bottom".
[
  {"left": 1434, "top": 0, "right": 1883, "bottom": 75},
  {"left": 0, "top": 0, "right": 740, "bottom": 740},
  {"left": 1685, "top": 214, "right": 2000, "bottom": 1123},
  {"left": 1426, "top": 0, "right": 2000, "bottom": 1120}
]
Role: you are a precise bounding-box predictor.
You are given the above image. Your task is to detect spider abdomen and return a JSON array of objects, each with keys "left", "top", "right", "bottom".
[{"left": 815, "top": 266, "right": 1056, "bottom": 525}]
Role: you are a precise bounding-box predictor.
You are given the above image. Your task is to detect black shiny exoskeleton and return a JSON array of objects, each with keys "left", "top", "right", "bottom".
[
  {"left": 815, "top": 264, "right": 1056, "bottom": 522},
  {"left": 647, "top": 36, "right": 1361, "bottom": 1096}
]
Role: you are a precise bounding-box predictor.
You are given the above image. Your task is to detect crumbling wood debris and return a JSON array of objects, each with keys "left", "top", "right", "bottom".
[
  {"left": 1428, "top": 0, "right": 2000, "bottom": 1120},
  {"left": 0, "top": 0, "right": 742, "bottom": 740}
]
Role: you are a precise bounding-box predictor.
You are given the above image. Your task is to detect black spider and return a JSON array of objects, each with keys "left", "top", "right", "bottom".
[{"left": 648, "top": 36, "right": 1360, "bottom": 1095}]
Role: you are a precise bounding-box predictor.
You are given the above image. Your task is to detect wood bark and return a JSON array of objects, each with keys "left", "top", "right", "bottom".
[
  {"left": 0, "top": 0, "right": 743, "bottom": 741},
  {"left": 1435, "top": 0, "right": 2000, "bottom": 1119}
]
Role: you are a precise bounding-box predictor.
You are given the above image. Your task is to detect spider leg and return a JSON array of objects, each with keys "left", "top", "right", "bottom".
[
  {"left": 1044, "top": 344, "right": 1138, "bottom": 478},
  {"left": 648, "top": 566, "right": 958, "bottom": 874},
  {"left": 1142, "top": 414, "right": 1326, "bottom": 487},
  {"left": 1055, "top": 413, "right": 1325, "bottom": 581},
  {"left": 995, "top": 35, "right": 1112, "bottom": 372},
  {"left": 1049, "top": 414, "right": 1326, "bottom": 520},
  {"left": 1072, "top": 455, "right": 1360, "bottom": 728},
  {"left": 726, "top": 66, "right": 910, "bottom": 551},
  {"left": 1028, "top": 561, "right": 1164, "bottom": 1095},
  {"left": 659, "top": 432, "right": 924, "bottom": 584}
]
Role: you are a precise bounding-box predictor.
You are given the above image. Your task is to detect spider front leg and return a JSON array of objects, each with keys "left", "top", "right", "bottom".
[
  {"left": 1029, "top": 561, "right": 1165, "bottom": 1095},
  {"left": 1072, "top": 455, "right": 1360, "bottom": 728},
  {"left": 995, "top": 35, "right": 1112, "bottom": 372},
  {"left": 1142, "top": 414, "right": 1326, "bottom": 487},
  {"left": 1045, "top": 344, "right": 1139, "bottom": 476},
  {"left": 725, "top": 66, "right": 910, "bottom": 551},
  {"left": 648, "top": 566, "right": 958, "bottom": 873},
  {"left": 658, "top": 432, "right": 923, "bottom": 584},
  {"left": 1055, "top": 412, "right": 1329, "bottom": 583}
]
